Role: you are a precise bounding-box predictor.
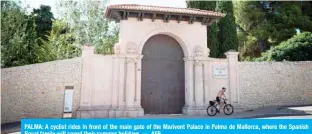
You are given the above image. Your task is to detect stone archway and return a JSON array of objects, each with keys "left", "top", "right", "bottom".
[{"left": 141, "top": 34, "right": 185, "bottom": 114}]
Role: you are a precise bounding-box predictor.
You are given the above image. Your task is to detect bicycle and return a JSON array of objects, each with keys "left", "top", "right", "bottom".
[{"left": 206, "top": 98, "right": 234, "bottom": 116}]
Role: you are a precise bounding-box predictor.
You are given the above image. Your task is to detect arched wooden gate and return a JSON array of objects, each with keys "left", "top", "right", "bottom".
[{"left": 141, "top": 34, "right": 185, "bottom": 114}]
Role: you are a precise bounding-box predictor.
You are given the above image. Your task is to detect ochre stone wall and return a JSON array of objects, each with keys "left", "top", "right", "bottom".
[
  {"left": 1, "top": 58, "right": 82, "bottom": 124},
  {"left": 238, "top": 61, "right": 312, "bottom": 110}
]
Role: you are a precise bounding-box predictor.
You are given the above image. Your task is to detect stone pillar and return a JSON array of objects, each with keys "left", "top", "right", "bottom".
[
  {"left": 77, "top": 46, "right": 94, "bottom": 118},
  {"left": 193, "top": 57, "right": 207, "bottom": 115},
  {"left": 135, "top": 55, "right": 144, "bottom": 116},
  {"left": 182, "top": 57, "right": 195, "bottom": 114},
  {"left": 183, "top": 45, "right": 210, "bottom": 115},
  {"left": 109, "top": 55, "right": 120, "bottom": 117},
  {"left": 225, "top": 51, "right": 243, "bottom": 112},
  {"left": 125, "top": 57, "right": 136, "bottom": 108},
  {"left": 135, "top": 55, "right": 144, "bottom": 107},
  {"left": 194, "top": 59, "right": 204, "bottom": 108},
  {"left": 115, "top": 55, "right": 126, "bottom": 117},
  {"left": 121, "top": 55, "right": 144, "bottom": 117},
  {"left": 114, "top": 42, "right": 144, "bottom": 117}
]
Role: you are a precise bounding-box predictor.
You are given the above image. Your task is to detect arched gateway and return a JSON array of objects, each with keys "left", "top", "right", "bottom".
[
  {"left": 141, "top": 34, "right": 185, "bottom": 114},
  {"left": 77, "top": 4, "right": 241, "bottom": 118}
]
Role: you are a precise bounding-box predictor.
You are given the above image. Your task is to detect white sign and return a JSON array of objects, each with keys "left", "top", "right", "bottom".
[
  {"left": 64, "top": 89, "right": 74, "bottom": 113},
  {"left": 213, "top": 66, "right": 228, "bottom": 78}
]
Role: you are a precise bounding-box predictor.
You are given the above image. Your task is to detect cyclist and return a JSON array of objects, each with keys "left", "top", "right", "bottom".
[{"left": 216, "top": 87, "right": 227, "bottom": 113}]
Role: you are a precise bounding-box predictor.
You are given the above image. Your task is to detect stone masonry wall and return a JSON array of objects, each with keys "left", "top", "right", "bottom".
[
  {"left": 1, "top": 58, "right": 82, "bottom": 124},
  {"left": 238, "top": 61, "right": 312, "bottom": 110}
]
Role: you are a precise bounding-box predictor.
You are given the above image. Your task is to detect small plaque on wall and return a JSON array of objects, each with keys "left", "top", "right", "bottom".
[
  {"left": 64, "top": 89, "right": 74, "bottom": 113},
  {"left": 213, "top": 66, "right": 228, "bottom": 78}
]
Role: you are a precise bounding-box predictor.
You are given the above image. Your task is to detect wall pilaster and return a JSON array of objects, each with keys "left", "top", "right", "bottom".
[
  {"left": 77, "top": 46, "right": 94, "bottom": 118},
  {"left": 194, "top": 58, "right": 205, "bottom": 108},
  {"left": 225, "top": 51, "right": 243, "bottom": 112}
]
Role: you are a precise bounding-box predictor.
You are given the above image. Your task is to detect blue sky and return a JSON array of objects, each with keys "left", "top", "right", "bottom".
[{"left": 21, "top": 0, "right": 187, "bottom": 18}]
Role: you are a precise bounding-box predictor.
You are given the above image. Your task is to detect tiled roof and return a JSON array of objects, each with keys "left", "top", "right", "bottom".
[{"left": 105, "top": 4, "right": 226, "bottom": 18}]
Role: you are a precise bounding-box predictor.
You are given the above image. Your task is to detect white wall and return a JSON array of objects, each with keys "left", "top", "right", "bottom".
[
  {"left": 118, "top": 18, "right": 208, "bottom": 56},
  {"left": 91, "top": 55, "right": 113, "bottom": 109},
  {"left": 76, "top": 46, "right": 116, "bottom": 118},
  {"left": 205, "top": 59, "right": 230, "bottom": 103}
]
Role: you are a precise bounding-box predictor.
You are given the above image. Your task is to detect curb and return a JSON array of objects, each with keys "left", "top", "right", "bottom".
[{"left": 239, "top": 113, "right": 312, "bottom": 119}]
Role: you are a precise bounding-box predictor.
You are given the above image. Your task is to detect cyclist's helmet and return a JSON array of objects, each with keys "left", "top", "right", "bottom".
[{"left": 222, "top": 87, "right": 226, "bottom": 91}]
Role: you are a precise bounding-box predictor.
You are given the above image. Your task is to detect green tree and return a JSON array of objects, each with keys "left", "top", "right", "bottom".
[
  {"left": 256, "top": 32, "right": 312, "bottom": 61},
  {"left": 94, "top": 24, "right": 119, "bottom": 55},
  {"left": 1, "top": 1, "right": 39, "bottom": 68},
  {"left": 56, "top": 0, "right": 118, "bottom": 54},
  {"left": 31, "top": 5, "right": 54, "bottom": 40},
  {"left": 38, "top": 20, "right": 82, "bottom": 62},
  {"left": 187, "top": 1, "right": 219, "bottom": 57},
  {"left": 234, "top": 1, "right": 312, "bottom": 60},
  {"left": 216, "top": 1, "right": 239, "bottom": 58}
]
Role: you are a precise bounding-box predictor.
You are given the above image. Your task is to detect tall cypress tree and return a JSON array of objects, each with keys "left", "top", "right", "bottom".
[
  {"left": 187, "top": 1, "right": 219, "bottom": 57},
  {"left": 216, "top": 1, "right": 239, "bottom": 58}
]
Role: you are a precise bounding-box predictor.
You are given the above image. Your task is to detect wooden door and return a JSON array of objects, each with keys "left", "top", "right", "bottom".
[{"left": 141, "top": 34, "right": 185, "bottom": 114}]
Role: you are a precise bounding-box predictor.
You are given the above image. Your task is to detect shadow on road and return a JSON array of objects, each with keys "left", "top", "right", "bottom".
[{"left": 1, "top": 121, "right": 20, "bottom": 134}]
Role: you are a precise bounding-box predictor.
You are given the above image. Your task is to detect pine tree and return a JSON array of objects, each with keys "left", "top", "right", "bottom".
[{"left": 234, "top": 1, "right": 312, "bottom": 60}]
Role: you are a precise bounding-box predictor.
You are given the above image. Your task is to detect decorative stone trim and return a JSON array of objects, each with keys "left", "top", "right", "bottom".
[
  {"left": 183, "top": 57, "right": 194, "bottom": 61},
  {"left": 207, "top": 57, "right": 228, "bottom": 62},
  {"left": 238, "top": 61, "right": 312, "bottom": 65},
  {"left": 225, "top": 51, "right": 239, "bottom": 56},
  {"left": 126, "top": 58, "right": 137, "bottom": 64},
  {"left": 126, "top": 42, "right": 137, "bottom": 54},
  {"left": 193, "top": 45, "right": 204, "bottom": 57},
  {"left": 124, "top": 55, "right": 143, "bottom": 64},
  {"left": 207, "top": 48, "right": 210, "bottom": 56},
  {"left": 114, "top": 44, "right": 121, "bottom": 55},
  {"left": 194, "top": 60, "right": 204, "bottom": 66}
]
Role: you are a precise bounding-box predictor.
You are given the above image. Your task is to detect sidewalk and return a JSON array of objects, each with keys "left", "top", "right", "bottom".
[{"left": 1, "top": 105, "right": 311, "bottom": 134}]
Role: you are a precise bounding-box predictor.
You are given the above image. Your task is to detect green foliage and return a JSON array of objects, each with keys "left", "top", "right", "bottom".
[
  {"left": 255, "top": 32, "right": 312, "bottom": 61},
  {"left": 208, "top": 24, "right": 219, "bottom": 57},
  {"left": 32, "top": 5, "right": 54, "bottom": 40},
  {"left": 94, "top": 25, "right": 119, "bottom": 55},
  {"left": 216, "top": 1, "right": 239, "bottom": 58},
  {"left": 187, "top": 1, "right": 219, "bottom": 57},
  {"left": 37, "top": 20, "right": 82, "bottom": 62},
  {"left": 1, "top": 1, "right": 39, "bottom": 68},
  {"left": 234, "top": 1, "right": 312, "bottom": 60},
  {"left": 56, "top": 0, "right": 118, "bottom": 54},
  {"left": 187, "top": 1, "right": 216, "bottom": 11},
  {"left": 1, "top": 1, "right": 80, "bottom": 68}
]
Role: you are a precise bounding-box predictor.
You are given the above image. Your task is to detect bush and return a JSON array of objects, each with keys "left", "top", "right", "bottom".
[
  {"left": 255, "top": 32, "right": 312, "bottom": 61},
  {"left": 37, "top": 20, "right": 82, "bottom": 62}
]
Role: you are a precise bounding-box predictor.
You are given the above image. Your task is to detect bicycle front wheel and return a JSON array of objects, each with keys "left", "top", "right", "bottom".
[
  {"left": 207, "top": 106, "right": 217, "bottom": 116},
  {"left": 223, "top": 104, "right": 234, "bottom": 115}
]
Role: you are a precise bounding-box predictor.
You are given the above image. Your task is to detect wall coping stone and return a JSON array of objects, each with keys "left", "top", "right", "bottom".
[
  {"left": 1, "top": 58, "right": 82, "bottom": 70},
  {"left": 239, "top": 61, "right": 312, "bottom": 65}
]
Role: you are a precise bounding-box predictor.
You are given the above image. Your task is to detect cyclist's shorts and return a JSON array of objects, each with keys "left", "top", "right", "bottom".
[{"left": 216, "top": 97, "right": 221, "bottom": 102}]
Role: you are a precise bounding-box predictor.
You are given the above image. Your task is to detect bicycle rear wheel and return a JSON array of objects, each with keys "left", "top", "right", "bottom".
[
  {"left": 207, "top": 106, "right": 217, "bottom": 116},
  {"left": 223, "top": 104, "right": 234, "bottom": 115}
]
